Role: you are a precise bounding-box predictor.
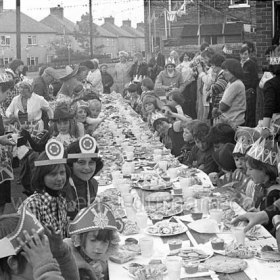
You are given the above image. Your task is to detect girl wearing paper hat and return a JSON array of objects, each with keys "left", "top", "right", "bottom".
[
  {"left": 65, "top": 202, "right": 120, "bottom": 280},
  {"left": 19, "top": 139, "right": 70, "bottom": 237},
  {"left": 64, "top": 135, "right": 103, "bottom": 220},
  {"left": 0, "top": 207, "right": 79, "bottom": 280}
]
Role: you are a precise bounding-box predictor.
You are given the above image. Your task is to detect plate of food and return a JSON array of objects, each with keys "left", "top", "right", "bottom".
[
  {"left": 139, "top": 182, "right": 172, "bottom": 191},
  {"left": 145, "top": 192, "right": 173, "bottom": 203},
  {"left": 179, "top": 247, "right": 213, "bottom": 262},
  {"left": 109, "top": 250, "right": 137, "bottom": 264},
  {"left": 127, "top": 260, "right": 167, "bottom": 279},
  {"left": 145, "top": 220, "right": 187, "bottom": 236},
  {"left": 145, "top": 202, "right": 183, "bottom": 218},
  {"left": 255, "top": 245, "right": 280, "bottom": 262}
]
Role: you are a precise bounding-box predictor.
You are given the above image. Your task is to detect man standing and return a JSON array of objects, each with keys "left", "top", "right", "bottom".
[{"left": 148, "top": 46, "right": 165, "bottom": 82}]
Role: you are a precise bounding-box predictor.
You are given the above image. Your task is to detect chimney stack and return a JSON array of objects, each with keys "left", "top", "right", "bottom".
[
  {"left": 122, "top": 19, "right": 131, "bottom": 27},
  {"left": 50, "top": 5, "right": 64, "bottom": 19},
  {"left": 137, "top": 22, "right": 145, "bottom": 30},
  {"left": 104, "top": 16, "right": 115, "bottom": 25}
]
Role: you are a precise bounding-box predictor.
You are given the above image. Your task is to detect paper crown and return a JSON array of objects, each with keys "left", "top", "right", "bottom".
[
  {"left": 222, "top": 45, "right": 233, "bottom": 55},
  {"left": 246, "top": 137, "right": 279, "bottom": 166},
  {"left": 133, "top": 75, "right": 143, "bottom": 83},
  {"left": 35, "top": 138, "right": 66, "bottom": 166},
  {"left": 165, "top": 57, "right": 176, "bottom": 67},
  {"left": 68, "top": 202, "right": 117, "bottom": 236},
  {"left": 67, "top": 134, "right": 99, "bottom": 159},
  {"left": 269, "top": 46, "right": 280, "bottom": 65},
  {"left": 76, "top": 100, "right": 89, "bottom": 109},
  {"left": 0, "top": 206, "right": 44, "bottom": 258},
  {"left": 0, "top": 71, "right": 11, "bottom": 83}
]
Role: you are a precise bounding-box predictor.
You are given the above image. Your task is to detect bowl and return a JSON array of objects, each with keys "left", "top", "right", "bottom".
[{"left": 191, "top": 212, "right": 203, "bottom": 221}]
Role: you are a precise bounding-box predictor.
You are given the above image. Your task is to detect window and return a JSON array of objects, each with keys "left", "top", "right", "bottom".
[
  {"left": 27, "top": 35, "right": 37, "bottom": 45},
  {"left": 27, "top": 57, "right": 38, "bottom": 66},
  {"left": 1, "top": 35, "right": 11, "bottom": 46},
  {"left": 0, "top": 57, "right": 12, "bottom": 66},
  {"left": 229, "top": 0, "right": 250, "bottom": 8}
]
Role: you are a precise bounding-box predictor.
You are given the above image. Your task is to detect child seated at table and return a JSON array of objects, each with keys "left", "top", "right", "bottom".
[
  {"left": 87, "top": 98, "right": 105, "bottom": 134},
  {"left": 65, "top": 202, "right": 120, "bottom": 280},
  {"left": 142, "top": 94, "right": 163, "bottom": 128},
  {"left": 185, "top": 121, "right": 219, "bottom": 174}
]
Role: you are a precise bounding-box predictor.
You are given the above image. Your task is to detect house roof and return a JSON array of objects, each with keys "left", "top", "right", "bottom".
[
  {"left": 181, "top": 25, "right": 199, "bottom": 37},
  {"left": 200, "top": 24, "right": 223, "bottom": 36},
  {"left": 0, "top": 10, "right": 56, "bottom": 33},
  {"left": 40, "top": 14, "right": 77, "bottom": 35},
  {"left": 101, "top": 22, "right": 134, "bottom": 38},
  {"left": 121, "top": 25, "right": 144, "bottom": 38},
  {"left": 94, "top": 24, "right": 117, "bottom": 38},
  {"left": 224, "top": 22, "right": 243, "bottom": 35}
]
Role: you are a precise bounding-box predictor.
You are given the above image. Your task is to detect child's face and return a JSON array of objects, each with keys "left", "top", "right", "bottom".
[
  {"left": 155, "top": 121, "right": 169, "bottom": 135},
  {"left": 84, "top": 231, "right": 110, "bottom": 260},
  {"left": 246, "top": 162, "right": 267, "bottom": 184},
  {"left": 76, "top": 108, "right": 87, "bottom": 122},
  {"left": 73, "top": 158, "right": 96, "bottom": 181},
  {"left": 234, "top": 155, "right": 246, "bottom": 171},
  {"left": 195, "top": 139, "right": 209, "bottom": 152},
  {"left": 44, "top": 164, "right": 67, "bottom": 191},
  {"left": 183, "top": 129, "right": 193, "bottom": 142},
  {"left": 100, "top": 66, "right": 107, "bottom": 73},
  {"left": 56, "top": 120, "right": 70, "bottom": 135},
  {"left": 89, "top": 101, "right": 101, "bottom": 118},
  {"left": 144, "top": 102, "right": 155, "bottom": 113}
]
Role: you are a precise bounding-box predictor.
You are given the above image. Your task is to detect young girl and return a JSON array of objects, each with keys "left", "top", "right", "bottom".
[
  {"left": 75, "top": 100, "right": 90, "bottom": 138},
  {"left": 19, "top": 139, "right": 70, "bottom": 237},
  {"left": 65, "top": 135, "right": 104, "bottom": 220},
  {"left": 142, "top": 94, "right": 163, "bottom": 128},
  {"left": 245, "top": 137, "right": 280, "bottom": 232},
  {"left": 66, "top": 202, "right": 120, "bottom": 280}
]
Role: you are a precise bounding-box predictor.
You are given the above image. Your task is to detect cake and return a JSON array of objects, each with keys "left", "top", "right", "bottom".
[
  {"left": 211, "top": 238, "right": 225, "bottom": 250},
  {"left": 191, "top": 212, "right": 203, "bottom": 221},
  {"left": 184, "top": 262, "right": 198, "bottom": 274},
  {"left": 168, "top": 240, "right": 182, "bottom": 251}
]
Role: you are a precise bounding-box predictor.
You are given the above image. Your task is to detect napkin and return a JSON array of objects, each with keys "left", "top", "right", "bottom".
[{"left": 187, "top": 219, "right": 219, "bottom": 234}]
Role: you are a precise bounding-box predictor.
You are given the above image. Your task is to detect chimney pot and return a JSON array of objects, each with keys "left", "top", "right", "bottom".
[
  {"left": 50, "top": 5, "right": 64, "bottom": 19},
  {"left": 104, "top": 16, "right": 115, "bottom": 25}
]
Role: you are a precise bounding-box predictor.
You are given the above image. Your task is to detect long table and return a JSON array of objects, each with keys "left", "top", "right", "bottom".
[{"left": 96, "top": 93, "right": 280, "bottom": 280}]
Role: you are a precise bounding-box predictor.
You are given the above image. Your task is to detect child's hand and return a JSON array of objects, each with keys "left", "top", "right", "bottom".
[
  {"left": 44, "top": 226, "right": 65, "bottom": 255},
  {"left": 209, "top": 172, "right": 219, "bottom": 185},
  {"left": 17, "top": 229, "right": 53, "bottom": 268},
  {"left": 242, "top": 197, "right": 254, "bottom": 211}
]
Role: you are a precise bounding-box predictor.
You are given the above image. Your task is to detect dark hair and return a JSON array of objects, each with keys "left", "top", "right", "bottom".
[
  {"left": 153, "top": 117, "right": 169, "bottom": 131},
  {"left": 141, "top": 77, "right": 154, "bottom": 90},
  {"left": 265, "top": 45, "right": 277, "bottom": 56},
  {"left": 246, "top": 156, "right": 278, "bottom": 183},
  {"left": 221, "top": 58, "right": 244, "bottom": 80},
  {"left": 192, "top": 122, "right": 210, "bottom": 141},
  {"left": 31, "top": 152, "right": 71, "bottom": 192},
  {"left": 201, "top": 47, "right": 215, "bottom": 60},
  {"left": 206, "top": 123, "right": 235, "bottom": 144},
  {"left": 22, "top": 66, "right": 28, "bottom": 76},
  {"left": 9, "top": 59, "right": 24, "bottom": 73},
  {"left": 162, "top": 104, "right": 178, "bottom": 114},
  {"left": 179, "top": 52, "right": 194, "bottom": 63},
  {"left": 0, "top": 214, "right": 28, "bottom": 275},
  {"left": 240, "top": 46, "right": 250, "bottom": 54},
  {"left": 242, "top": 41, "right": 255, "bottom": 53},
  {"left": 66, "top": 141, "right": 104, "bottom": 177},
  {"left": 210, "top": 53, "right": 225, "bottom": 67},
  {"left": 39, "top": 65, "right": 48, "bottom": 76},
  {"left": 168, "top": 89, "right": 185, "bottom": 105},
  {"left": 200, "top": 42, "right": 209, "bottom": 52},
  {"left": 80, "top": 60, "right": 95, "bottom": 70},
  {"left": 0, "top": 80, "right": 14, "bottom": 93},
  {"left": 80, "top": 229, "right": 114, "bottom": 249}
]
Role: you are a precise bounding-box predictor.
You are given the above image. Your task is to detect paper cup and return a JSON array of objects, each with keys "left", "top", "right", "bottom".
[
  {"left": 166, "top": 256, "right": 182, "bottom": 280},
  {"left": 232, "top": 226, "right": 245, "bottom": 245},
  {"left": 209, "top": 209, "right": 223, "bottom": 224},
  {"left": 139, "top": 237, "right": 154, "bottom": 258}
]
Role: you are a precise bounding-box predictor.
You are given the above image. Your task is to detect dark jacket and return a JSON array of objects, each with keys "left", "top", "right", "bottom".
[
  {"left": 241, "top": 59, "right": 259, "bottom": 90},
  {"left": 101, "top": 71, "right": 114, "bottom": 93},
  {"left": 32, "top": 76, "right": 50, "bottom": 100},
  {"left": 129, "top": 62, "right": 148, "bottom": 80}
]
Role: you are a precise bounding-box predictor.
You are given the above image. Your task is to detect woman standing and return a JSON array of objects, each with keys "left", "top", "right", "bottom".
[
  {"left": 6, "top": 81, "right": 53, "bottom": 131},
  {"left": 113, "top": 51, "right": 131, "bottom": 95},
  {"left": 86, "top": 59, "right": 104, "bottom": 96},
  {"left": 213, "top": 59, "right": 246, "bottom": 128}
]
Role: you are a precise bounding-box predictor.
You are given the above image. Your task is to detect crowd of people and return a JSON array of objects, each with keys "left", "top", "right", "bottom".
[{"left": 0, "top": 40, "right": 280, "bottom": 280}]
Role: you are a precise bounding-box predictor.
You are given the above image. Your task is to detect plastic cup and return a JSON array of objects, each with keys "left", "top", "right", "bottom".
[
  {"left": 167, "top": 168, "right": 178, "bottom": 179},
  {"left": 166, "top": 256, "right": 182, "bottom": 280},
  {"left": 122, "top": 193, "right": 133, "bottom": 206},
  {"left": 139, "top": 237, "right": 154, "bottom": 258},
  {"left": 180, "top": 178, "right": 192, "bottom": 189},
  {"left": 136, "top": 212, "right": 148, "bottom": 229},
  {"left": 182, "top": 186, "right": 194, "bottom": 200},
  {"left": 158, "top": 160, "right": 168, "bottom": 171},
  {"left": 232, "top": 226, "right": 245, "bottom": 245},
  {"left": 209, "top": 209, "right": 223, "bottom": 224}
]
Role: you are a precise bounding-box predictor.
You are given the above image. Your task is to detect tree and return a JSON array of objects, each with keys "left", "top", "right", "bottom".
[{"left": 74, "top": 12, "right": 104, "bottom": 54}]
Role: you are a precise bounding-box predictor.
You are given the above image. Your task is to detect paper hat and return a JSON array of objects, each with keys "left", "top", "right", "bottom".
[
  {"left": 165, "top": 57, "right": 176, "bottom": 67},
  {"left": 68, "top": 202, "right": 117, "bottom": 235},
  {"left": 133, "top": 75, "right": 143, "bottom": 83},
  {"left": 222, "top": 45, "right": 233, "bottom": 55},
  {"left": 67, "top": 134, "right": 99, "bottom": 159},
  {"left": 76, "top": 100, "right": 89, "bottom": 109},
  {"left": 246, "top": 137, "right": 279, "bottom": 166},
  {"left": 0, "top": 206, "right": 44, "bottom": 258},
  {"left": 59, "top": 65, "right": 79, "bottom": 81},
  {"left": 269, "top": 46, "right": 280, "bottom": 65},
  {"left": 0, "top": 71, "right": 11, "bottom": 83},
  {"left": 5, "top": 68, "right": 15, "bottom": 78},
  {"left": 35, "top": 138, "right": 66, "bottom": 166}
]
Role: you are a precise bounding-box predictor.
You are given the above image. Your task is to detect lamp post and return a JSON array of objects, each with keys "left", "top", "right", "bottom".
[{"left": 67, "top": 44, "right": 71, "bottom": 65}]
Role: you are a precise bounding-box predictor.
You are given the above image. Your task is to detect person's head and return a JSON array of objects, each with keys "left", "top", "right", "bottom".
[
  {"left": 127, "top": 83, "right": 138, "bottom": 96},
  {"left": 119, "top": 51, "right": 128, "bottom": 63},
  {"left": 153, "top": 118, "right": 170, "bottom": 136},
  {"left": 161, "top": 104, "right": 177, "bottom": 122},
  {"left": 170, "top": 50, "right": 179, "bottom": 60},
  {"left": 5, "top": 68, "right": 16, "bottom": 81},
  {"left": 0, "top": 72, "right": 14, "bottom": 103},
  {"left": 42, "top": 67, "right": 59, "bottom": 85},
  {"left": 240, "top": 46, "right": 250, "bottom": 62},
  {"left": 67, "top": 140, "right": 103, "bottom": 181},
  {"left": 134, "top": 52, "right": 143, "bottom": 63},
  {"left": 210, "top": 53, "right": 225, "bottom": 74},
  {"left": 91, "top": 58, "right": 99, "bottom": 70},
  {"left": 213, "top": 143, "right": 236, "bottom": 173},
  {"left": 246, "top": 156, "right": 278, "bottom": 185},
  {"left": 100, "top": 64, "right": 108, "bottom": 74},
  {"left": 75, "top": 101, "right": 90, "bottom": 123},
  {"left": 38, "top": 65, "right": 47, "bottom": 76},
  {"left": 201, "top": 47, "right": 215, "bottom": 65},
  {"left": 206, "top": 123, "right": 235, "bottom": 151},
  {"left": 179, "top": 52, "right": 194, "bottom": 63},
  {"left": 80, "top": 60, "right": 95, "bottom": 71},
  {"left": 242, "top": 41, "right": 255, "bottom": 54},
  {"left": 141, "top": 77, "right": 154, "bottom": 92},
  {"left": 142, "top": 95, "right": 161, "bottom": 114},
  {"left": 88, "top": 98, "right": 102, "bottom": 118},
  {"left": 167, "top": 89, "right": 185, "bottom": 106},
  {"left": 52, "top": 103, "right": 74, "bottom": 135},
  {"left": 200, "top": 42, "right": 209, "bottom": 52},
  {"left": 0, "top": 214, "right": 33, "bottom": 279},
  {"left": 221, "top": 58, "right": 244, "bottom": 81},
  {"left": 31, "top": 152, "right": 70, "bottom": 192},
  {"left": 17, "top": 81, "right": 32, "bottom": 99},
  {"left": 233, "top": 153, "right": 246, "bottom": 171},
  {"left": 76, "top": 65, "right": 89, "bottom": 81},
  {"left": 192, "top": 121, "right": 210, "bottom": 152},
  {"left": 9, "top": 59, "right": 24, "bottom": 75},
  {"left": 68, "top": 202, "right": 119, "bottom": 261},
  {"left": 183, "top": 128, "right": 193, "bottom": 142},
  {"left": 266, "top": 45, "right": 280, "bottom": 75},
  {"left": 165, "top": 62, "right": 176, "bottom": 75}
]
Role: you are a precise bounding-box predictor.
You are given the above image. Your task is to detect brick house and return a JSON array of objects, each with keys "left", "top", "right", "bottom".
[{"left": 0, "top": 9, "right": 56, "bottom": 67}]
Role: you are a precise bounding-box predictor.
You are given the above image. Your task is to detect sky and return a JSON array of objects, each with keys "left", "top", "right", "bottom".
[{"left": 4, "top": 0, "right": 144, "bottom": 27}]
